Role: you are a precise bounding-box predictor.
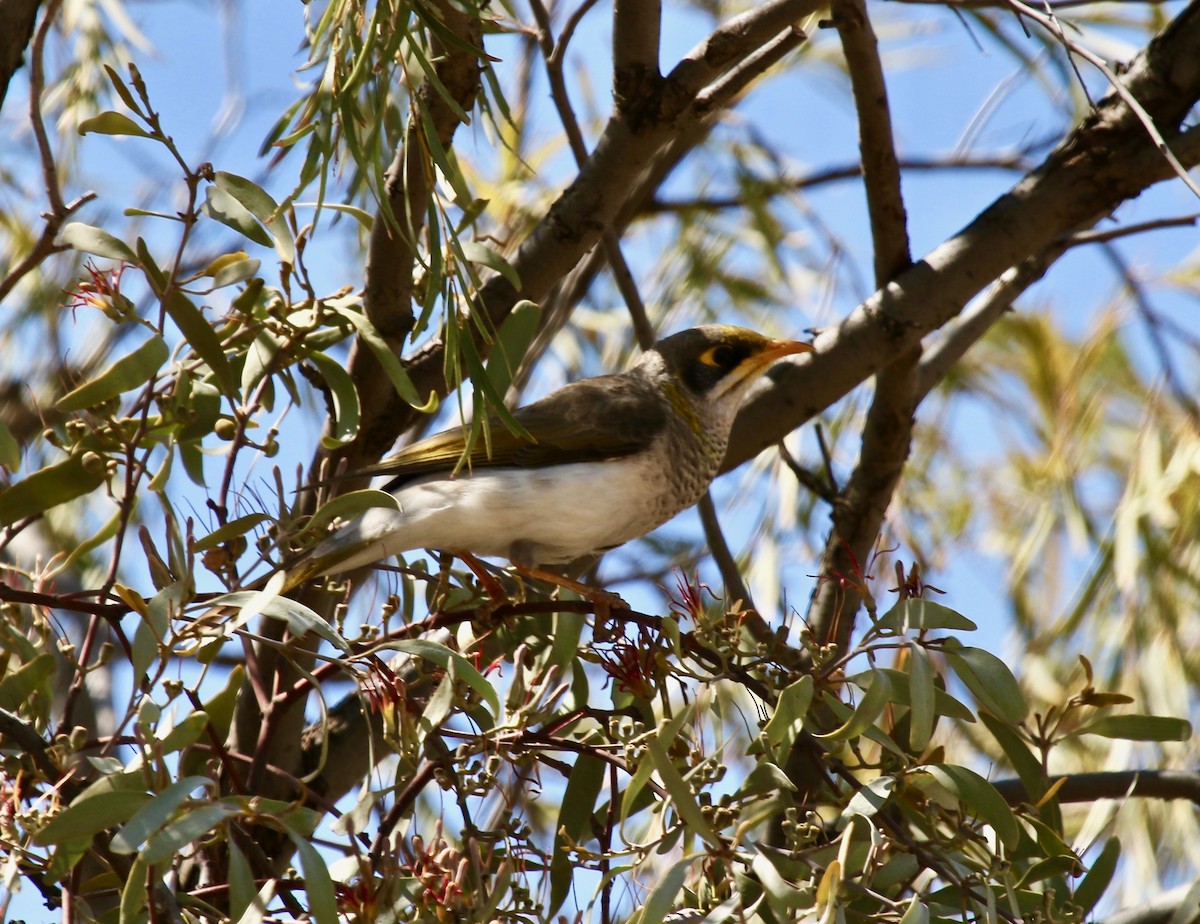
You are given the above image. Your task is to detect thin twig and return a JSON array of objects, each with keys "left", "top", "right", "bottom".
[{"left": 697, "top": 491, "right": 756, "bottom": 614}]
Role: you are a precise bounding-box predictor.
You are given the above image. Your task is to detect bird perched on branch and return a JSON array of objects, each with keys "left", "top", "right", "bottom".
[{"left": 286, "top": 325, "right": 813, "bottom": 589}]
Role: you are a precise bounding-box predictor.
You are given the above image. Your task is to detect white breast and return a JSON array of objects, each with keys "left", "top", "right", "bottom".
[{"left": 314, "top": 451, "right": 681, "bottom": 574}]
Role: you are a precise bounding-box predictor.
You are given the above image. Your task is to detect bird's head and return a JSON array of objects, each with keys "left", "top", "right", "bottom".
[{"left": 649, "top": 325, "right": 814, "bottom": 407}]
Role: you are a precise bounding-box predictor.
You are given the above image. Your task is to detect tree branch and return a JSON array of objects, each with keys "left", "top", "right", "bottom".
[
  {"left": 808, "top": 0, "right": 916, "bottom": 647},
  {"left": 993, "top": 769, "right": 1200, "bottom": 807},
  {"left": 0, "top": 0, "right": 41, "bottom": 113}
]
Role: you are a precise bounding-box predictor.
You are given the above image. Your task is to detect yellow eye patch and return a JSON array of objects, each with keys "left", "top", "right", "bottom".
[{"left": 698, "top": 345, "right": 736, "bottom": 367}]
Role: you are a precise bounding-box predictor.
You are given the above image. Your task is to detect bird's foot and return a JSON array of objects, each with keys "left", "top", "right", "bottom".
[
  {"left": 452, "top": 550, "right": 510, "bottom": 607},
  {"left": 514, "top": 564, "right": 629, "bottom": 638}
]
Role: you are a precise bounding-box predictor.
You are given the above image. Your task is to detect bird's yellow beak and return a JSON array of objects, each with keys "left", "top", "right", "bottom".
[
  {"left": 711, "top": 337, "right": 815, "bottom": 401},
  {"left": 761, "top": 338, "right": 816, "bottom": 363}
]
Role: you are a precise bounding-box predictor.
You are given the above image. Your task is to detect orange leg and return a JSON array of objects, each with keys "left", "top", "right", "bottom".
[{"left": 514, "top": 564, "right": 628, "bottom": 635}]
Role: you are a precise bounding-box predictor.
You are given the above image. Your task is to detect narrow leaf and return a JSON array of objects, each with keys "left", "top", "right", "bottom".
[
  {"left": 0, "top": 454, "right": 106, "bottom": 526},
  {"left": 636, "top": 854, "right": 696, "bottom": 924},
  {"left": 876, "top": 598, "right": 977, "bottom": 634},
  {"left": 1074, "top": 836, "right": 1120, "bottom": 915},
  {"left": 288, "top": 832, "right": 339, "bottom": 924},
  {"left": 923, "top": 764, "right": 1021, "bottom": 851},
  {"left": 908, "top": 643, "right": 936, "bottom": 753},
  {"left": 763, "top": 674, "right": 813, "bottom": 762},
  {"left": 816, "top": 668, "right": 891, "bottom": 742},
  {"left": 162, "top": 290, "right": 238, "bottom": 395},
  {"left": 35, "top": 791, "right": 152, "bottom": 846},
  {"left": 142, "top": 802, "right": 238, "bottom": 865},
  {"left": 56, "top": 336, "right": 168, "bottom": 412},
  {"left": 386, "top": 638, "right": 500, "bottom": 717},
  {"left": 78, "top": 111, "right": 150, "bottom": 138},
  {"left": 203, "top": 185, "right": 273, "bottom": 248},
  {"left": 308, "top": 350, "right": 361, "bottom": 447},
  {"left": 1072, "top": 714, "right": 1192, "bottom": 742},
  {"left": 111, "top": 776, "right": 212, "bottom": 854},
  {"left": 943, "top": 641, "right": 1028, "bottom": 723},
  {"left": 550, "top": 754, "right": 605, "bottom": 914},
  {"left": 645, "top": 736, "right": 722, "bottom": 849}
]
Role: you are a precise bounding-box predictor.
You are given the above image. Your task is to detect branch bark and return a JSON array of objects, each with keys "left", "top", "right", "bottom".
[
  {"left": 807, "top": 0, "right": 916, "bottom": 648},
  {"left": 0, "top": 0, "right": 40, "bottom": 113}
]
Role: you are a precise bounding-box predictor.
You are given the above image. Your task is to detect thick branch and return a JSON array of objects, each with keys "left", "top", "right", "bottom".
[
  {"left": 0, "top": 0, "right": 40, "bottom": 113},
  {"left": 808, "top": 0, "right": 916, "bottom": 646},
  {"left": 993, "top": 769, "right": 1200, "bottom": 807},
  {"left": 613, "top": 0, "right": 661, "bottom": 113}
]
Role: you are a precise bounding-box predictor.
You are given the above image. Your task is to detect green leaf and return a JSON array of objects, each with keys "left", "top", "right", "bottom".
[
  {"left": 211, "top": 257, "right": 262, "bottom": 288},
  {"left": 78, "top": 111, "right": 150, "bottom": 138},
  {"left": 0, "top": 453, "right": 107, "bottom": 526},
  {"left": 203, "top": 185, "right": 273, "bottom": 248},
  {"left": 900, "top": 895, "right": 930, "bottom": 924},
  {"left": 385, "top": 639, "right": 500, "bottom": 717},
  {"left": 158, "top": 711, "right": 210, "bottom": 754},
  {"left": 103, "top": 65, "right": 141, "bottom": 115},
  {"left": 308, "top": 349, "right": 361, "bottom": 447},
  {"left": 142, "top": 801, "right": 238, "bottom": 865},
  {"left": 845, "top": 775, "right": 896, "bottom": 819},
  {"left": 460, "top": 240, "right": 521, "bottom": 289},
  {"left": 0, "top": 653, "right": 54, "bottom": 711},
  {"left": 304, "top": 489, "right": 400, "bottom": 536},
  {"left": 943, "top": 641, "right": 1028, "bottom": 723},
  {"left": 111, "top": 776, "right": 213, "bottom": 854},
  {"left": 325, "top": 299, "right": 437, "bottom": 412},
  {"left": 1074, "top": 836, "right": 1120, "bottom": 915},
  {"left": 119, "top": 855, "right": 149, "bottom": 923},
  {"left": 645, "top": 735, "right": 722, "bottom": 849},
  {"left": 816, "top": 669, "right": 891, "bottom": 742},
  {"left": 863, "top": 667, "right": 975, "bottom": 721},
  {"left": 227, "top": 841, "right": 259, "bottom": 922},
  {"left": 56, "top": 336, "right": 169, "bottom": 412},
  {"left": 35, "top": 790, "right": 152, "bottom": 846},
  {"left": 1072, "top": 714, "right": 1192, "bottom": 742},
  {"left": 763, "top": 674, "right": 813, "bottom": 763},
  {"left": 876, "top": 598, "right": 977, "bottom": 634},
  {"left": 163, "top": 291, "right": 238, "bottom": 396},
  {"left": 550, "top": 754, "right": 606, "bottom": 914},
  {"left": 193, "top": 513, "right": 270, "bottom": 552},
  {"left": 484, "top": 299, "right": 540, "bottom": 398},
  {"left": 288, "top": 831, "right": 339, "bottom": 924},
  {"left": 213, "top": 172, "right": 295, "bottom": 264},
  {"left": 635, "top": 854, "right": 697, "bottom": 924},
  {"left": 979, "top": 713, "right": 1048, "bottom": 804},
  {"left": 908, "top": 644, "right": 936, "bottom": 753},
  {"left": 208, "top": 591, "right": 352, "bottom": 653},
  {"left": 0, "top": 418, "right": 21, "bottom": 471},
  {"left": 737, "top": 761, "right": 797, "bottom": 798},
  {"left": 130, "top": 585, "right": 178, "bottom": 682},
  {"left": 920, "top": 764, "right": 1021, "bottom": 851},
  {"left": 182, "top": 666, "right": 243, "bottom": 777}
]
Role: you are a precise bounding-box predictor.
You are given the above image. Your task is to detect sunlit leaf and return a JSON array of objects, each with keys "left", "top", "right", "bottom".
[
  {"left": 78, "top": 111, "right": 150, "bottom": 138},
  {"left": 59, "top": 222, "right": 138, "bottom": 262}
]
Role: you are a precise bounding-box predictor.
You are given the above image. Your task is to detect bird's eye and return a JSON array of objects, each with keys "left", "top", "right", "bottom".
[{"left": 699, "top": 344, "right": 737, "bottom": 368}]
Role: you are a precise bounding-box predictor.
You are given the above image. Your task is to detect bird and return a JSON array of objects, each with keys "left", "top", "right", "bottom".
[{"left": 285, "top": 325, "right": 814, "bottom": 589}]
